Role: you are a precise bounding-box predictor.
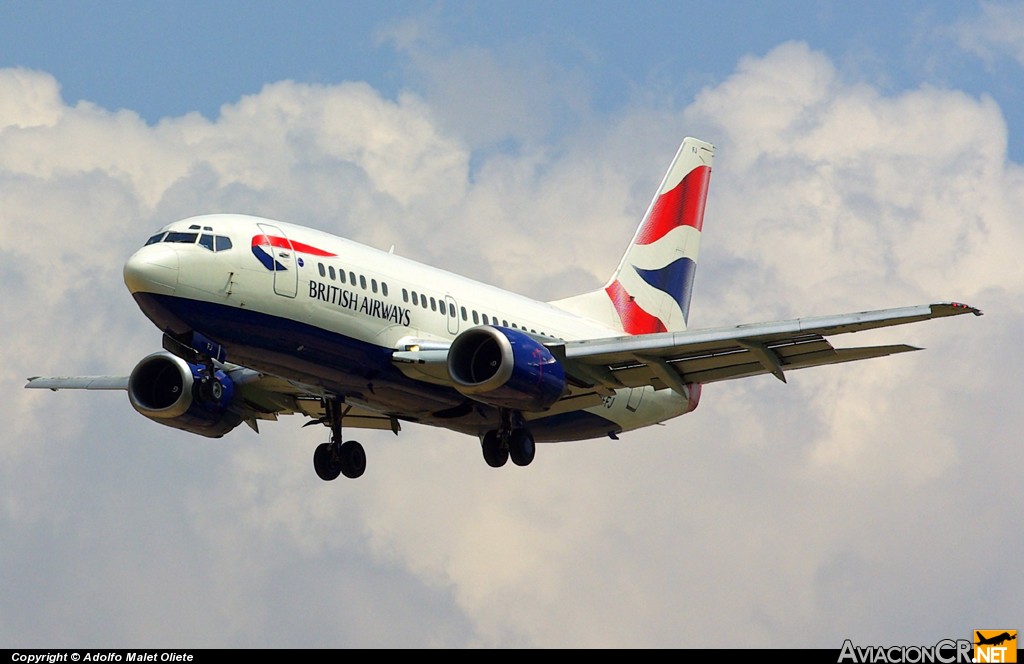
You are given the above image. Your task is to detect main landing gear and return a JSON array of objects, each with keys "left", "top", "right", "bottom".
[
  {"left": 480, "top": 410, "right": 536, "bottom": 469},
  {"left": 313, "top": 399, "right": 366, "bottom": 481}
]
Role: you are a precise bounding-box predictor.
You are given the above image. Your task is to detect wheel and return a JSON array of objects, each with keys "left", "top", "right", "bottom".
[
  {"left": 313, "top": 442, "right": 341, "bottom": 481},
  {"left": 339, "top": 440, "right": 366, "bottom": 479},
  {"left": 509, "top": 429, "right": 536, "bottom": 467},
  {"left": 481, "top": 430, "right": 508, "bottom": 468}
]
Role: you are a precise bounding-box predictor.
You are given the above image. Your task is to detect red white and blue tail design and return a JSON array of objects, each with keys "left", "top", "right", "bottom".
[{"left": 552, "top": 137, "right": 714, "bottom": 334}]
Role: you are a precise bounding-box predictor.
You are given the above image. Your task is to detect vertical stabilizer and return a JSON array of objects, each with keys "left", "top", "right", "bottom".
[{"left": 552, "top": 137, "right": 714, "bottom": 334}]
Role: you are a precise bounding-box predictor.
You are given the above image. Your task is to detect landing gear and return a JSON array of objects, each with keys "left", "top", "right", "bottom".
[
  {"left": 480, "top": 410, "right": 535, "bottom": 469},
  {"left": 313, "top": 399, "right": 366, "bottom": 481}
]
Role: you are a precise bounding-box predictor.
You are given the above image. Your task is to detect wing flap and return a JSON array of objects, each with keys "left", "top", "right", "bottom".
[
  {"left": 293, "top": 398, "right": 401, "bottom": 432},
  {"left": 679, "top": 343, "right": 919, "bottom": 384}
]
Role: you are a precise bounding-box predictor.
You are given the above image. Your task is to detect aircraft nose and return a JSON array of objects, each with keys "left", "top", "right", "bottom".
[{"left": 123, "top": 245, "right": 179, "bottom": 294}]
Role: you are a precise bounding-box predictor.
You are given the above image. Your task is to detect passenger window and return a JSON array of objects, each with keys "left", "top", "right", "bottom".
[
  {"left": 371, "top": 279, "right": 378, "bottom": 294},
  {"left": 473, "top": 311, "right": 479, "bottom": 324},
  {"left": 450, "top": 305, "right": 456, "bottom": 318},
  {"left": 349, "top": 271, "right": 356, "bottom": 285},
  {"left": 402, "top": 288, "right": 409, "bottom": 303},
  {"left": 199, "top": 234, "right": 215, "bottom": 251},
  {"left": 214, "top": 236, "right": 232, "bottom": 251},
  {"left": 329, "top": 266, "right": 336, "bottom": 280},
  {"left": 339, "top": 270, "right": 346, "bottom": 284},
  {"left": 502, "top": 319, "right": 508, "bottom": 327},
  {"left": 411, "top": 291, "right": 419, "bottom": 306},
  {"left": 482, "top": 314, "right": 489, "bottom": 325},
  {"left": 421, "top": 296, "right": 428, "bottom": 309},
  {"left": 511, "top": 322, "right": 517, "bottom": 329},
  {"left": 382, "top": 283, "right": 388, "bottom": 297},
  {"left": 318, "top": 264, "right": 325, "bottom": 278},
  {"left": 145, "top": 233, "right": 166, "bottom": 246},
  {"left": 359, "top": 275, "right": 366, "bottom": 290},
  {"left": 461, "top": 306, "right": 467, "bottom": 321},
  {"left": 430, "top": 297, "right": 437, "bottom": 312}
]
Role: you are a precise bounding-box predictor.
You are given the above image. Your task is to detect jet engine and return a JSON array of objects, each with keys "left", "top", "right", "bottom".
[
  {"left": 128, "top": 351, "right": 242, "bottom": 437},
  {"left": 447, "top": 326, "right": 565, "bottom": 411}
]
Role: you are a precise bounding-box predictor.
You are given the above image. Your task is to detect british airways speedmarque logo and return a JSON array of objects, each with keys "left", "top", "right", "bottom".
[
  {"left": 605, "top": 164, "right": 710, "bottom": 335},
  {"left": 251, "top": 234, "right": 336, "bottom": 271}
]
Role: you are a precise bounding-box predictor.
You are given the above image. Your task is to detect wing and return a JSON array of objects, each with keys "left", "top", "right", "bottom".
[
  {"left": 558, "top": 302, "right": 982, "bottom": 395},
  {"left": 25, "top": 367, "right": 399, "bottom": 433}
]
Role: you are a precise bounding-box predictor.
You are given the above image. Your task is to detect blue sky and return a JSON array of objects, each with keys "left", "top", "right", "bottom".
[
  {"left": 3, "top": 2, "right": 1021, "bottom": 155},
  {"left": 2, "top": 1, "right": 1022, "bottom": 649}
]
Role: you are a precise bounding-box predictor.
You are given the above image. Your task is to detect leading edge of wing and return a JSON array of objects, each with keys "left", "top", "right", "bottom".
[{"left": 560, "top": 302, "right": 981, "bottom": 389}]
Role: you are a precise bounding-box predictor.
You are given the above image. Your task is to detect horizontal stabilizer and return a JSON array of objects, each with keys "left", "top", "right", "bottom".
[{"left": 25, "top": 376, "right": 129, "bottom": 391}]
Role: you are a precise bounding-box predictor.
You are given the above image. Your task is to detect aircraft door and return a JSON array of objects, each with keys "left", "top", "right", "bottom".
[
  {"left": 256, "top": 223, "right": 298, "bottom": 298},
  {"left": 445, "top": 295, "right": 459, "bottom": 335}
]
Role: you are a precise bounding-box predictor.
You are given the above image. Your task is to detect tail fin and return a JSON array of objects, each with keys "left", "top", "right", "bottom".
[{"left": 552, "top": 137, "right": 714, "bottom": 334}]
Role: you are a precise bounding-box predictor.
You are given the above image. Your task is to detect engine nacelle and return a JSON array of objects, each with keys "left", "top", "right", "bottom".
[
  {"left": 128, "top": 351, "right": 242, "bottom": 438},
  {"left": 447, "top": 326, "right": 565, "bottom": 411}
]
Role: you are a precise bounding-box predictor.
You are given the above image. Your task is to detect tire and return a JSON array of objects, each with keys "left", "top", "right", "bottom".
[
  {"left": 313, "top": 442, "right": 341, "bottom": 481},
  {"left": 509, "top": 429, "right": 536, "bottom": 467},
  {"left": 339, "top": 440, "right": 366, "bottom": 479},
  {"left": 481, "top": 430, "right": 508, "bottom": 468}
]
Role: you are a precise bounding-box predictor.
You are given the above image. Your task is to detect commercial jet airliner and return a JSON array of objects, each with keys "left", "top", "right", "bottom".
[{"left": 26, "top": 137, "right": 981, "bottom": 480}]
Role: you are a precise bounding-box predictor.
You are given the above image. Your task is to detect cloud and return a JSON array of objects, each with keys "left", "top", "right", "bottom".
[
  {"left": 2, "top": 39, "right": 1021, "bottom": 647},
  {"left": 376, "top": 11, "right": 592, "bottom": 150},
  {"left": 953, "top": 1, "right": 1024, "bottom": 67}
]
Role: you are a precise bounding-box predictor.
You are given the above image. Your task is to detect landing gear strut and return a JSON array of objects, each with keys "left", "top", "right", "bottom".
[
  {"left": 313, "top": 399, "right": 366, "bottom": 481},
  {"left": 480, "top": 409, "right": 535, "bottom": 469}
]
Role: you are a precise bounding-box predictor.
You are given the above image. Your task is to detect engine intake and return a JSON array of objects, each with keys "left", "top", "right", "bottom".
[
  {"left": 128, "top": 351, "right": 242, "bottom": 437},
  {"left": 447, "top": 326, "right": 565, "bottom": 411}
]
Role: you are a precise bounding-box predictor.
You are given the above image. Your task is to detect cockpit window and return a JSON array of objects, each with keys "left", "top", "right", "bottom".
[
  {"left": 145, "top": 230, "right": 233, "bottom": 251},
  {"left": 165, "top": 232, "right": 198, "bottom": 244},
  {"left": 198, "top": 234, "right": 234, "bottom": 252}
]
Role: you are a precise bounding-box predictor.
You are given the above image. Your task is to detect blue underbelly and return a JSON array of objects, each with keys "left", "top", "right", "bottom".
[{"left": 133, "top": 293, "right": 620, "bottom": 441}]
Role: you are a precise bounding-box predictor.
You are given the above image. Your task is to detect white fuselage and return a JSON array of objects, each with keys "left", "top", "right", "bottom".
[{"left": 124, "top": 213, "right": 693, "bottom": 441}]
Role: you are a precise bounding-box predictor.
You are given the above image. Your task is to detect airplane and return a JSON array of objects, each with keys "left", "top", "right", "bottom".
[
  {"left": 25, "top": 137, "right": 982, "bottom": 481},
  {"left": 975, "top": 631, "right": 1015, "bottom": 647}
]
